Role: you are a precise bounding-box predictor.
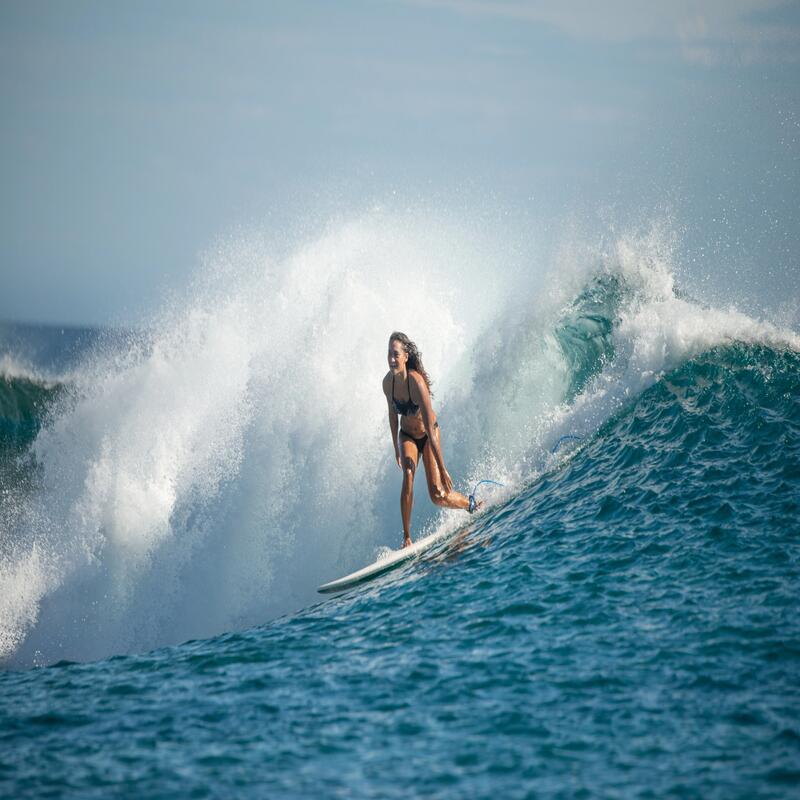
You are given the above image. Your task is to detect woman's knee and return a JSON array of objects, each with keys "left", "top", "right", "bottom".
[{"left": 429, "top": 486, "right": 447, "bottom": 505}]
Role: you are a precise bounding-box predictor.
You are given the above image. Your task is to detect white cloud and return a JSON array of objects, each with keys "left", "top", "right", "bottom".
[{"left": 404, "top": 0, "right": 800, "bottom": 62}]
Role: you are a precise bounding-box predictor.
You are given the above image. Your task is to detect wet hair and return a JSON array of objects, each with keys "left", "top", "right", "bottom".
[{"left": 389, "top": 331, "right": 433, "bottom": 396}]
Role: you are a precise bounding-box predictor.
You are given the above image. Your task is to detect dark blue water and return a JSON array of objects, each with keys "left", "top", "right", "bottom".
[{"left": 1, "top": 262, "right": 799, "bottom": 797}]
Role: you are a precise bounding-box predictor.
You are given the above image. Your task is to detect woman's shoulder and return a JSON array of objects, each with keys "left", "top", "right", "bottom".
[{"left": 408, "top": 370, "right": 429, "bottom": 394}]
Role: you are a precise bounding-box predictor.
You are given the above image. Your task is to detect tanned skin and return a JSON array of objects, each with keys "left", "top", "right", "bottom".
[{"left": 383, "top": 337, "right": 475, "bottom": 547}]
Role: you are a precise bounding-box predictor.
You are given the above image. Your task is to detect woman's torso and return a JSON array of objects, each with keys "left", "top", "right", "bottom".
[{"left": 390, "top": 370, "right": 433, "bottom": 437}]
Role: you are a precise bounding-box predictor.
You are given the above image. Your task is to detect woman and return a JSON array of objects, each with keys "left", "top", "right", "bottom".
[{"left": 383, "top": 332, "right": 478, "bottom": 547}]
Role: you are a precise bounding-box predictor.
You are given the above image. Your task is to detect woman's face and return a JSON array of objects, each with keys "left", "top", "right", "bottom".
[{"left": 387, "top": 339, "right": 407, "bottom": 373}]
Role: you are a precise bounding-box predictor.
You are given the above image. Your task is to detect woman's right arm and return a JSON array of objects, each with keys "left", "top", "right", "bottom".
[
  {"left": 383, "top": 376, "right": 401, "bottom": 468},
  {"left": 387, "top": 399, "right": 401, "bottom": 468}
]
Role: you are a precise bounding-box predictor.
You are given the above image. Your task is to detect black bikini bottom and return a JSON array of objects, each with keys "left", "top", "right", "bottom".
[{"left": 399, "top": 430, "right": 428, "bottom": 455}]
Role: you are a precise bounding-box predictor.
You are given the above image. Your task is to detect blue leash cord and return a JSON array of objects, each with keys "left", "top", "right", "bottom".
[
  {"left": 551, "top": 434, "right": 583, "bottom": 454},
  {"left": 469, "top": 479, "right": 506, "bottom": 512},
  {"left": 467, "top": 438, "right": 581, "bottom": 511},
  {"left": 470, "top": 478, "right": 506, "bottom": 496}
]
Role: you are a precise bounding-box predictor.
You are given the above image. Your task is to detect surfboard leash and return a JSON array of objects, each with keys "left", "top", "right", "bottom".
[
  {"left": 469, "top": 478, "right": 506, "bottom": 512},
  {"left": 551, "top": 434, "right": 583, "bottom": 454},
  {"left": 467, "top": 435, "right": 583, "bottom": 511}
]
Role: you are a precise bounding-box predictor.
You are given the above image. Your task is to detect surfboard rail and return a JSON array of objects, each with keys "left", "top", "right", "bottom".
[{"left": 317, "top": 526, "right": 454, "bottom": 594}]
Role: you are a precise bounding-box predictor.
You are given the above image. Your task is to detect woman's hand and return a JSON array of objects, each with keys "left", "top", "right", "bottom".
[
  {"left": 396, "top": 449, "right": 402, "bottom": 469},
  {"left": 440, "top": 468, "right": 453, "bottom": 495}
]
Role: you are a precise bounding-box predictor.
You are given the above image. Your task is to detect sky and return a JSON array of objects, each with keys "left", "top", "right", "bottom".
[{"left": 1, "top": 0, "right": 799, "bottom": 326}]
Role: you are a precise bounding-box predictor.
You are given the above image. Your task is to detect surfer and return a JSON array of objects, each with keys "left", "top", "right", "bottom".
[{"left": 383, "top": 332, "right": 479, "bottom": 547}]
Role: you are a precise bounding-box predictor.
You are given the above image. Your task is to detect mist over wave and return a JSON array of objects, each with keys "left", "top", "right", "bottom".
[{"left": 1, "top": 208, "right": 797, "bottom": 668}]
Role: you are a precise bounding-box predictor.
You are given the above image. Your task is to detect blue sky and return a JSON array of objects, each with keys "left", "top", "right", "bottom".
[{"left": 2, "top": 0, "right": 799, "bottom": 325}]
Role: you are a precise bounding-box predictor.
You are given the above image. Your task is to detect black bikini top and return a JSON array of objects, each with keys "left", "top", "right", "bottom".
[{"left": 392, "top": 373, "right": 420, "bottom": 417}]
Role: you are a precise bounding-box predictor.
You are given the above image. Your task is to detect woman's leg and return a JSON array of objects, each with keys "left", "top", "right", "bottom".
[
  {"left": 421, "top": 428, "right": 471, "bottom": 511},
  {"left": 399, "top": 434, "right": 420, "bottom": 546}
]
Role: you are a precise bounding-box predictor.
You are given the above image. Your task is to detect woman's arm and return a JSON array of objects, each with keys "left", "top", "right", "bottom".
[
  {"left": 383, "top": 375, "right": 401, "bottom": 468},
  {"left": 412, "top": 374, "right": 453, "bottom": 493}
]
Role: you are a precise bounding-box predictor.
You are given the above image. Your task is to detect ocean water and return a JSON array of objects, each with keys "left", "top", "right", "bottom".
[{"left": 1, "top": 212, "right": 799, "bottom": 798}]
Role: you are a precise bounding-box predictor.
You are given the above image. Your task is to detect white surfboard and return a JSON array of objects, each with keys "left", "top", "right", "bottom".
[{"left": 318, "top": 525, "right": 460, "bottom": 594}]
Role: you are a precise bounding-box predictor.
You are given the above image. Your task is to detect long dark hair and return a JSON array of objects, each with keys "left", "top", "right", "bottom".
[{"left": 389, "top": 332, "right": 433, "bottom": 396}]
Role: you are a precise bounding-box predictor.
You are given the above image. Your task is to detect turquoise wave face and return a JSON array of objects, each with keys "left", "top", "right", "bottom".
[
  {"left": 0, "top": 374, "right": 63, "bottom": 454},
  {"left": 554, "top": 273, "right": 621, "bottom": 401},
  {"left": 537, "top": 342, "right": 799, "bottom": 537},
  {"left": 2, "top": 341, "right": 799, "bottom": 797},
  {"left": 0, "top": 374, "right": 64, "bottom": 493}
]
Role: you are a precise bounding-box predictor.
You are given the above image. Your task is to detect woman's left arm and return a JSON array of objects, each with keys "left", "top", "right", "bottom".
[{"left": 414, "top": 374, "right": 453, "bottom": 494}]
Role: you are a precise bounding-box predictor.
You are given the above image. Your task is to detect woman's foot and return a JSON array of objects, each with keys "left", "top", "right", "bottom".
[
  {"left": 468, "top": 495, "right": 484, "bottom": 514},
  {"left": 402, "top": 536, "right": 413, "bottom": 548}
]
